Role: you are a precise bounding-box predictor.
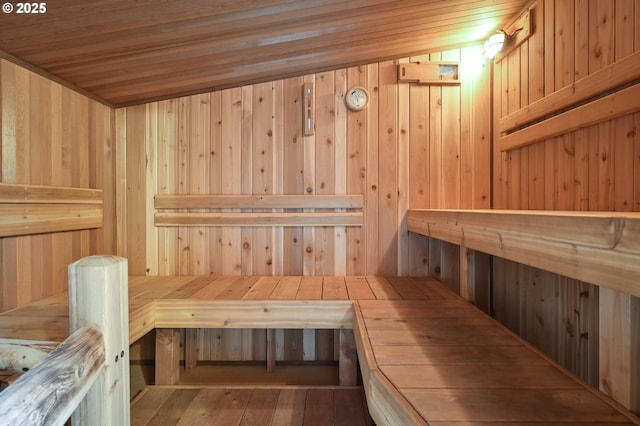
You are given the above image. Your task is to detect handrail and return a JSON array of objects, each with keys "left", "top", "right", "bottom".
[
  {"left": 0, "top": 327, "right": 105, "bottom": 426},
  {"left": 0, "top": 255, "right": 130, "bottom": 426}
]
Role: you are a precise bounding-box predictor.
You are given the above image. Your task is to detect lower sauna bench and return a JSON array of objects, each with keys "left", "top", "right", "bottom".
[{"left": 1, "top": 276, "right": 639, "bottom": 425}]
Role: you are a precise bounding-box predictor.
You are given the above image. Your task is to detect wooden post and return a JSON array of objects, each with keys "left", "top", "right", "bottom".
[
  {"left": 599, "top": 288, "right": 640, "bottom": 413},
  {"left": 266, "top": 328, "right": 276, "bottom": 373},
  {"left": 68, "top": 255, "right": 130, "bottom": 426},
  {"left": 184, "top": 329, "right": 198, "bottom": 371},
  {"left": 155, "top": 329, "right": 181, "bottom": 385},
  {"left": 461, "top": 248, "right": 491, "bottom": 313},
  {"left": 460, "top": 245, "right": 470, "bottom": 300},
  {"left": 339, "top": 329, "right": 357, "bottom": 386}
]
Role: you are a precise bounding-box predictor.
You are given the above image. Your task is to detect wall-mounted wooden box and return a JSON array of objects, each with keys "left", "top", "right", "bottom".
[{"left": 397, "top": 62, "right": 460, "bottom": 85}]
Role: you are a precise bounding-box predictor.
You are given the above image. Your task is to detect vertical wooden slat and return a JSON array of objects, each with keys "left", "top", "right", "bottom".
[
  {"left": 221, "top": 88, "right": 243, "bottom": 275},
  {"left": 176, "top": 97, "right": 190, "bottom": 275},
  {"left": 407, "top": 53, "right": 431, "bottom": 276},
  {"left": 527, "top": 0, "right": 546, "bottom": 210},
  {"left": 518, "top": 43, "right": 530, "bottom": 210},
  {"left": 302, "top": 74, "right": 316, "bottom": 275},
  {"left": 408, "top": 54, "right": 430, "bottom": 209},
  {"left": 442, "top": 50, "right": 461, "bottom": 209},
  {"left": 315, "top": 71, "right": 336, "bottom": 276},
  {"left": 241, "top": 85, "right": 254, "bottom": 275},
  {"left": 252, "top": 82, "right": 274, "bottom": 275},
  {"left": 544, "top": 0, "right": 555, "bottom": 95},
  {"left": 346, "top": 65, "right": 368, "bottom": 275},
  {"left": 428, "top": 52, "right": 443, "bottom": 208},
  {"left": 396, "top": 58, "right": 410, "bottom": 276},
  {"left": 377, "top": 60, "right": 398, "bottom": 275},
  {"left": 272, "top": 79, "right": 284, "bottom": 276},
  {"left": 506, "top": 50, "right": 521, "bottom": 209},
  {"left": 282, "top": 77, "right": 304, "bottom": 275},
  {"left": 494, "top": 58, "right": 505, "bottom": 209},
  {"left": 555, "top": 0, "right": 575, "bottom": 90},
  {"left": 365, "top": 63, "right": 379, "bottom": 275},
  {"left": 589, "top": 0, "right": 615, "bottom": 73},
  {"left": 334, "top": 68, "right": 348, "bottom": 276},
  {"left": 469, "top": 48, "right": 492, "bottom": 209},
  {"left": 145, "top": 102, "right": 159, "bottom": 275},
  {"left": 125, "top": 105, "right": 147, "bottom": 275},
  {"left": 157, "top": 99, "right": 178, "bottom": 275}
]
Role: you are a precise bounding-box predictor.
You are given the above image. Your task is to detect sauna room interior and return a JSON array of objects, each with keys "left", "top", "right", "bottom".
[{"left": 0, "top": 0, "right": 639, "bottom": 425}]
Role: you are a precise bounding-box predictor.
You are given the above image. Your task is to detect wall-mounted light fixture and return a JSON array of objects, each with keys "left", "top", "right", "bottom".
[
  {"left": 483, "top": 30, "right": 508, "bottom": 60},
  {"left": 483, "top": 6, "right": 534, "bottom": 61}
]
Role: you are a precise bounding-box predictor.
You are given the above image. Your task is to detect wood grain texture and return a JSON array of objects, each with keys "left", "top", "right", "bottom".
[
  {"left": 0, "top": 204, "right": 103, "bottom": 237},
  {"left": 0, "top": 327, "right": 105, "bottom": 426},
  {"left": 0, "top": 59, "right": 115, "bottom": 313},
  {"left": 0, "top": 0, "right": 527, "bottom": 106},
  {"left": 408, "top": 209, "right": 640, "bottom": 298},
  {"left": 355, "top": 281, "right": 639, "bottom": 425},
  {"left": 120, "top": 48, "right": 491, "bottom": 277},
  {"left": 131, "top": 386, "right": 371, "bottom": 426},
  {"left": 68, "top": 255, "right": 130, "bottom": 426},
  {"left": 490, "top": 2, "right": 640, "bottom": 410}
]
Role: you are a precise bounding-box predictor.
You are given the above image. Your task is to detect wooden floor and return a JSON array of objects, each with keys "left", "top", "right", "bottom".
[
  {"left": 1, "top": 276, "right": 639, "bottom": 425},
  {"left": 131, "top": 385, "right": 371, "bottom": 426}
]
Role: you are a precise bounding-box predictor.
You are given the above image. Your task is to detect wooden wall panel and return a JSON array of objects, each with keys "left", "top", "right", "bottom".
[
  {"left": 0, "top": 58, "right": 115, "bottom": 312},
  {"left": 491, "top": 0, "right": 640, "bottom": 409},
  {"left": 119, "top": 48, "right": 492, "bottom": 278}
]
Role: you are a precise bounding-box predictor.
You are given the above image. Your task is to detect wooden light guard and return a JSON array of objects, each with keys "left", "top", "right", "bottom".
[
  {"left": 154, "top": 194, "right": 364, "bottom": 227},
  {"left": 0, "top": 183, "right": 103, "bottom": 237},
  {"left": 499, "top": 50, "right": 640, "bottom": 151}
]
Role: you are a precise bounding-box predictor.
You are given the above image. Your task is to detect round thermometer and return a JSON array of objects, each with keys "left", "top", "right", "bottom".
[{"left": 346, "top": 86, "right": 369, "bottom": 111}]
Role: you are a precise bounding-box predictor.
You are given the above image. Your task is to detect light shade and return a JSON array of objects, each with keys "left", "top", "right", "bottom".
[{"left": 483, "top": 31, "right": 507, "bottom": 59}]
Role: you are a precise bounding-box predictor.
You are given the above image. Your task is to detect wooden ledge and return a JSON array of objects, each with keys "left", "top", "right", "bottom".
[
  {"left": 407, "top": 209, "right": 640, "bottom": 297},
  {"left": 153, "top": 300, "right": 353, "bottom": 329}
]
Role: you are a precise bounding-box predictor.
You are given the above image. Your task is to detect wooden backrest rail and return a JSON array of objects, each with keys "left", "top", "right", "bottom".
[
  {"left": 0, "top": 183, "right": 103, "bottom": 237},
  {"left": 0, "top": 327, "right": 105, "bottom": 426},
  {"left": 499, "top": 51, "right": 640, "bottom": 151},
  {"left": 155, "top": 194, "right": 364, "bottom": 227}
]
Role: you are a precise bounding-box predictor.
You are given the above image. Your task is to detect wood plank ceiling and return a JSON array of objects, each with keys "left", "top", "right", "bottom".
[{"left": 0, "top": 0, "right": 528, "bottom": 106}]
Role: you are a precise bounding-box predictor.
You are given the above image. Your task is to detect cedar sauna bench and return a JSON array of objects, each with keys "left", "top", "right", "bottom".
[
  {"left": 1, "top": 183, "right": 639, "bottom": 424},
  {"left": 2, "top": 276, "right": 640, "bottom": 424}
]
